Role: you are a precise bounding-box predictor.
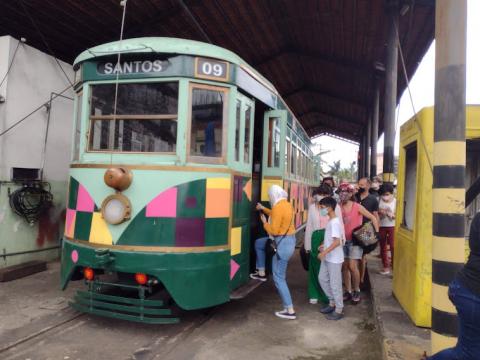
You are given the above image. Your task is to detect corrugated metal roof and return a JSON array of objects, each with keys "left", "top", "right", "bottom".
[{"left": 0, "top": 0, "right": 434, "bottom": 141}]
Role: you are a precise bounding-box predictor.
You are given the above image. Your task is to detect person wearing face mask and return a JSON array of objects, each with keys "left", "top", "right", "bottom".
[
  {"left": 369, "top": 176, "right": 382, "bottom": 200},
  {"left": 304, "top": 184, "right": 344, "bottom": 305},
  {"left": 338, "top": 183, "right": 380, "bottom": 304},
  {"left": 250, "top": 185, "right": 297, "bottom": 319},
  {"left": 355, "top": 178, "right": 380, "bottom": 286},
  {"left": 378, "top": 184, "right": 396, "bottom": 275}
]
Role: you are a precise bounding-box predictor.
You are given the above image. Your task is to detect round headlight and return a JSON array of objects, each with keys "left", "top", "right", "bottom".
[{"left": 101, "top": 194, "right": 131, "bottom": 225}]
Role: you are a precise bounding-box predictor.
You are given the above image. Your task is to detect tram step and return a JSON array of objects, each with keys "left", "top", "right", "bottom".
[{"left": 230, "top": 279, "right": 263, "bottom": 300}]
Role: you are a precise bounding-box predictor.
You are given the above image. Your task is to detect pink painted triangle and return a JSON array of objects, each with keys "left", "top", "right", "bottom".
[{"left": 230, "top": 259, "right": 240, "bottom": 280}]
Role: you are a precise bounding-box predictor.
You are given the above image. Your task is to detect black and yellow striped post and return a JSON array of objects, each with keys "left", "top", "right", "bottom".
[{"left": 431, "top": 0, "right": 467, "bottom": 354}]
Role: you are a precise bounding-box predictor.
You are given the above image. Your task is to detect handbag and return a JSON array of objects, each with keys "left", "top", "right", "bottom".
[
  {"left": 265, "top": 213, "right": 294, "bottom": 259},
  {"left": 352, "top": 221, "right": 378, "bottom": 252}
]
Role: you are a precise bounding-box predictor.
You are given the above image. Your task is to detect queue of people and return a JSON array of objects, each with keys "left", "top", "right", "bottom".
[{"left": 249, "top": 176, "right": 396, "bottom": 321}]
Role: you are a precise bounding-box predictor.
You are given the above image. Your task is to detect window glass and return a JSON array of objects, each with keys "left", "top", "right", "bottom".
[
  {"left": 267, "top": 117, "right": 281, "bottom": 168},
  {"left": 190, "top": 87, "right": 225, "bottom": 157},
  {"left": 296, "top": 147, "right": 300, "bottom": 176},
  {"left": 291, "top": 144, "right": 296, "bottom": 174},
  {"left": 73, "top": 92, "right": 83, "bottom": 160},
  {"left": 235, "top": 100, "right": 241, "bottom": 162},
  {"left": 244, "top": 105, "right": 251, "bottom": 163},
  {"left": 285, "top": 139, "right": 290, "bottom": 175},
  {"left": 88, "top": 82, "right": 178, "bottom": 152},
  {"left": 403, "top": 143, "right": 417, "bottom": 230}
]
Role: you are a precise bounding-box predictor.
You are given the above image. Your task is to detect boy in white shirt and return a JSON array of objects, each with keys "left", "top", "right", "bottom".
[{"left": 318, "top": 196, "right": 345, "bottom": 320}]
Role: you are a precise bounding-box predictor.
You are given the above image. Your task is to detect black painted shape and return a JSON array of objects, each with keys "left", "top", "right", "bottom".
[
  {"left": 433, "top": 166, "right": 465, "bottom": 188},
  {"left": 432, "top": 213, "right": 465, "bottom": 238},
  {"left": 432, "top": 259, "right": 463, "bottom": 286},
  {"left": 432, "top": 308, "right": 459, "bottom": 338}
]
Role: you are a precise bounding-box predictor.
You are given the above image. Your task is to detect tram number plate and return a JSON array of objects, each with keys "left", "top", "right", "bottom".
[{"left": 195, "top": 58, "right": 229, "bottom": 81}]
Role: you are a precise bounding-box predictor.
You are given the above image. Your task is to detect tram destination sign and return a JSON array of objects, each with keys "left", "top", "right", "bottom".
[
  {"left": 195, "top": 57, "right": 229, "bottom": 82},
  {"left": 97, "top": 59, "right": 170, "bottom": 75}
]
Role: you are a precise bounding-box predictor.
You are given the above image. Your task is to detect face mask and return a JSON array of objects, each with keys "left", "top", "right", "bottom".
[
  {"left": 339, "top": 192, "right": 351, "bottom": 203},
  {"left": 358, "top": 187, "right": 366, "bottom": 194},
  {"left": 382, "top": 195, "right": 392, "bottom": 202},
  {"left": 320, "top": 208, "right": 328, "bottom": 217},
  {"left": 314, "top": 194, "right": 324, "bottom": 202}
]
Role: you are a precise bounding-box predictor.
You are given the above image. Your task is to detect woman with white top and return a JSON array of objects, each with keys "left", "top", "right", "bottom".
[
  {"left": 304, "top": 184, "right": 344, "bottom": 304},
  {"left": 378, "top": 183, "right": 396, "bottom": 275}
]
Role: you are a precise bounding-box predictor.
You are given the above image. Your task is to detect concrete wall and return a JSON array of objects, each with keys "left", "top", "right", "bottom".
[{"left": 0, "top": 36, "right": 74, "bottom": 268}]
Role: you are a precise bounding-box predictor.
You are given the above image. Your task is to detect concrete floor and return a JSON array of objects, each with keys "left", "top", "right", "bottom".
[{"left": 0, "top": 254, "right": 382, "bottom": 360}]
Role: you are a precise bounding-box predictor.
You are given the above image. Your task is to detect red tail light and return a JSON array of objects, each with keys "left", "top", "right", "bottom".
[
  {"left": 135, "top": 273, "right": 148, "bottom": 285},
  {"left": 84, "top": 267, "right": 94, "bottom": 281}
]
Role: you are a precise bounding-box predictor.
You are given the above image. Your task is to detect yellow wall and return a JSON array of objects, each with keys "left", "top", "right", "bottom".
[{"left": 393, "top": 105, "right": 480, "bottom": 327}]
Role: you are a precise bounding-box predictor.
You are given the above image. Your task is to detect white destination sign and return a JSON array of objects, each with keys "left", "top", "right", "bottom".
[{"left": 97, "top": 60, "right": 170, "bottom": 75}]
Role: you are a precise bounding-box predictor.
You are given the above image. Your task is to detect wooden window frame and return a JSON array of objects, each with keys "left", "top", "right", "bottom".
[{"left": 186, "top": 82, "right": 229, "bottom": 165}]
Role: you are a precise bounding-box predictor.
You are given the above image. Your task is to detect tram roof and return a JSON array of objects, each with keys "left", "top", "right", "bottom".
[
  {"left": 74, "top": 37, "right": 275, "bottom": 89},
  {"left": 0, "top": 0, "right": 435, "bottom": 143}
]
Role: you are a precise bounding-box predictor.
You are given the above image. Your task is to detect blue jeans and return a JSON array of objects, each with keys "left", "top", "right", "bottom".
[
  {"left": 428, "top": 278, "right": 480, "bottom": 359},
  {"left": 254, "top": 235, "right": 296, "bottom": 308}
]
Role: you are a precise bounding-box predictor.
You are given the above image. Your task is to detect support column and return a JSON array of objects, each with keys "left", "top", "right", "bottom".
[
  {"left": 366, "top": 114, "right": 372, "bottom": 178},
  {"left": 382, "top": 2, "right": 398, "bottom": 184},
  {"left": 431, "top": 0, "right": 467, "bottom": 354},
  {"left": 358, "top": 136, "right": 365, "bottom": 179},
  {"left": 371, "top": 78, "right": 380, "bottom": 177}
]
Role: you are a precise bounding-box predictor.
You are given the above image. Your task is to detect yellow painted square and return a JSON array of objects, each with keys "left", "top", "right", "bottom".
[
  {"left": 261, "top": 179, "right": 284, "bottom": 201},
  {"left": 207, "top": 177, "right": 231, "bottom": 189},
  {"left": 89, "top": 212, "right": 113, "bottom": 245},
  {"left": 231, "top": 227, "right": 242, "bottom": 256}
]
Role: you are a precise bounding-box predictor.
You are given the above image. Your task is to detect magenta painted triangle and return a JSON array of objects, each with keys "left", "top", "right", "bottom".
[{"left": 230, "top": 259, "right": 240, "bottom": 280}]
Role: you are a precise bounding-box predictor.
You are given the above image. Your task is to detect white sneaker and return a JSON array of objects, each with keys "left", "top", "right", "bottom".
[
  {"left": 379, "top": 269, "right": 391, "bottom": 275},
  {"left": 309, "top": 299, "right": 318, "bottom": 304},
  {"left": 275, "top": 310, "right": 296, "bottom": 320}
]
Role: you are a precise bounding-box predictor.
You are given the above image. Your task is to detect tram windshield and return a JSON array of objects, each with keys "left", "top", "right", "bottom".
[{"left": 88, "top": 82, "right": 178, "bottom": 153}]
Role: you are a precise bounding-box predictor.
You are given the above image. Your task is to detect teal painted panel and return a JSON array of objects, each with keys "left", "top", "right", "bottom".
[
  {"left": 61, "top": 239, "right": 230, "bottom": 310},
  {"left": 68, "top": 177, "right": 79, "bottom": 209},
  {"left": 74, "top": 211, "right": 93, "bottom": 241},
  {"left": 176, "top": 179, "right": 206, "bottom": 218},
  {"left": 118, "top": 209, "right": 176, "bottom": 246},
  {"left": 204, "top": 218, "right": 229, "bottom": 246}
]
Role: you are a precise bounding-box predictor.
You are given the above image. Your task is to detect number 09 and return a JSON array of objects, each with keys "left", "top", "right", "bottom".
[{"left": 202, "top": 62, "right": 223, "bottom": 77}]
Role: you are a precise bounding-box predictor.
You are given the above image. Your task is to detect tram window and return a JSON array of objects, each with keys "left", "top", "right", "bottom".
[
  {"left": 402, "top": 143, "right": 417, "bottom": 230},
  {"left": 88, "top": 82, "right": 178, "bottom": 152},
  {"left": 267, "top": 117, "right": 281, "bottom": 168},
  {"left": 285, "top": 139, "right": 291, "bottom": 175},
  {"left": 235, "top": 100, "right": 241, "bottom": 162},
  {"left": 190, "top": 87, "right": 225, "bottom": 158},
  {"left": 73, "top": 91, "right": 83, "bottom": 160},
  {"left": 291, "top": 144, "right": 296, "bottom": 174},
  {"left": 244, "top": 105, "right": 251, "bottom": 164}
]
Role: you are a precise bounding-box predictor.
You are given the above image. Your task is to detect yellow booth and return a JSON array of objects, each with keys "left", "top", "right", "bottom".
[{"left": 393, "top": 105, "right": 480, "bottom": 327}]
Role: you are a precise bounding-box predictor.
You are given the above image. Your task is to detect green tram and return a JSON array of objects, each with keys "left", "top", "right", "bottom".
[{"left": 61, "top": 37, "right": 316, "bottom": 323}]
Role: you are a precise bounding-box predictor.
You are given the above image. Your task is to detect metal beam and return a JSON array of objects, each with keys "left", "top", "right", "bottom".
[
  {"left": 254, "top": 49, "right": 373, "bottom": 73},
  {"left": 306, "top": 120, "right": 361, "bottom": 140},
  {"left": 297, "top": 110, "right": 364, "bottom": 127},
  {"left": 283, "top": 87, "right": 368, "bottom": 109}
]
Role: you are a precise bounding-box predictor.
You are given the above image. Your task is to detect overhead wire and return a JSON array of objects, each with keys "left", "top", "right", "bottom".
[
  {"left": 110, "top": 0, "right": 129, "bottom": 163},
  {"left": 19, "top": 0, "right": 73, "bottom": 88},
  {"left": 394, "top": 20, "right": 433, "bottom": 174},
  {"left": 0, "top": 39, "right": 22, "bottom": 90},
  {"left": 0, "top": 85, "right": 72, "bottom": 137}
]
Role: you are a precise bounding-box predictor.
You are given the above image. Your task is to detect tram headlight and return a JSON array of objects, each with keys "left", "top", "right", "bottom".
[{"left": 101, "top": 194, "right": 131, "bottom": 225}]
